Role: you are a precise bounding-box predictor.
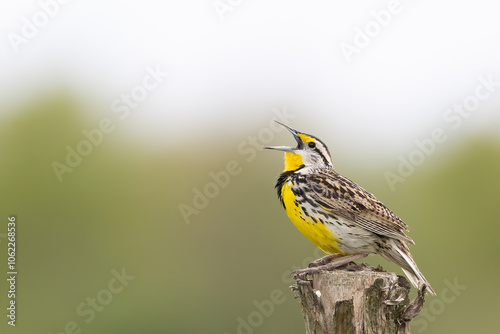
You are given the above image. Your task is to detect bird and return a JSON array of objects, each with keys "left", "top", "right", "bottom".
[{"left": 265, "top": 121, "right": 435, "bottom": 295}]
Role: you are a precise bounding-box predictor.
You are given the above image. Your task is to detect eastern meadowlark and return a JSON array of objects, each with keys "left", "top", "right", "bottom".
[{"left": 265, "top": 121, "right": 435, "bottom": 295}]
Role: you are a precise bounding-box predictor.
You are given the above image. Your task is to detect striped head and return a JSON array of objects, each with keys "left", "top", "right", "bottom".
[{"left": 265, "top": 122, "right": 333, "bottom": 172}]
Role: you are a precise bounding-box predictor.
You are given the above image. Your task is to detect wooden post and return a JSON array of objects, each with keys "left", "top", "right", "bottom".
[{"left": 291, "top": 262, "right": 426, "bottom": 334}]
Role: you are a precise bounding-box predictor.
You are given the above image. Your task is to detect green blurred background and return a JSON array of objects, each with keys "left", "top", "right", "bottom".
[
  {"left": 1, "top": 94, "right": 499, "bottom": 333},
  {"left": 2, "top": 1, "right": 500, "bottom": 334}
]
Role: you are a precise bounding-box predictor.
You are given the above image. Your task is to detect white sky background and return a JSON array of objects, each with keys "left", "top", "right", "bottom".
[{"left": 1, "top": 0, "right": 500, "bottom": 160}]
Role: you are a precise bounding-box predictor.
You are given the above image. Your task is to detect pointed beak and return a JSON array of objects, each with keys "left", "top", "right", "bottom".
[{"left": 264, "top": 121, "right": 304, "bottom": 152}]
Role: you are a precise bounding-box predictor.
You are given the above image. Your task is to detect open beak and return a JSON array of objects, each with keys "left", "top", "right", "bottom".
[{"left": 264, "top": 121, "right": 304, "bottom": 152}]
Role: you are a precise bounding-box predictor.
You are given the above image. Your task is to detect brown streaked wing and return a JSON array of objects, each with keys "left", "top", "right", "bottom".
[{"left": 307, "top": 169, "right": 415, "bottom": 245}]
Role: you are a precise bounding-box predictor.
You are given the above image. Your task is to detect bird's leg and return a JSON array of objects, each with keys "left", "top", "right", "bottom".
[
  {"left": 321, "top": 253, "right": 367, "bottom": 270},
  {"left": 292, "top": 254, "right": 368, "bottom": 279},
  {"left": 307, "top": 254, "right": 347, "bottom": 268}
]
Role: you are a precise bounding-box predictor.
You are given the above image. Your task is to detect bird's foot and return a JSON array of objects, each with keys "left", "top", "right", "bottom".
[
  {"left": 292, "top": 254, "right": 368, "bottom": 280},
  {"left": 292, "top": 267, "right": 321, "bottom": 280},
  {"left": 307, "top": 254, "right": 347, "bottom": 268}
]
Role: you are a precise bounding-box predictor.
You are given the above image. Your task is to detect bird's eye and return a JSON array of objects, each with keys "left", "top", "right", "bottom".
[{"left": 308, "top": 142, "right": 316, "bottom": 149}]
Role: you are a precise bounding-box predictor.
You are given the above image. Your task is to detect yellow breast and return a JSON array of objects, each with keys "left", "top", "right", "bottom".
[{"left": 281, "top": 182, "right": 342, "bottom": 254}]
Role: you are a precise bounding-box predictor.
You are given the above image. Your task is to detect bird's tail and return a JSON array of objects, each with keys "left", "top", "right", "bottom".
[{"left": 381, "top": 239, "right": 436, "bottom": 295}]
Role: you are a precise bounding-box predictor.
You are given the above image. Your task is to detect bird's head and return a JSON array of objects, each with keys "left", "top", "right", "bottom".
[{"left": 265, "top": 121, "right": 333, "bottom": 172}]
